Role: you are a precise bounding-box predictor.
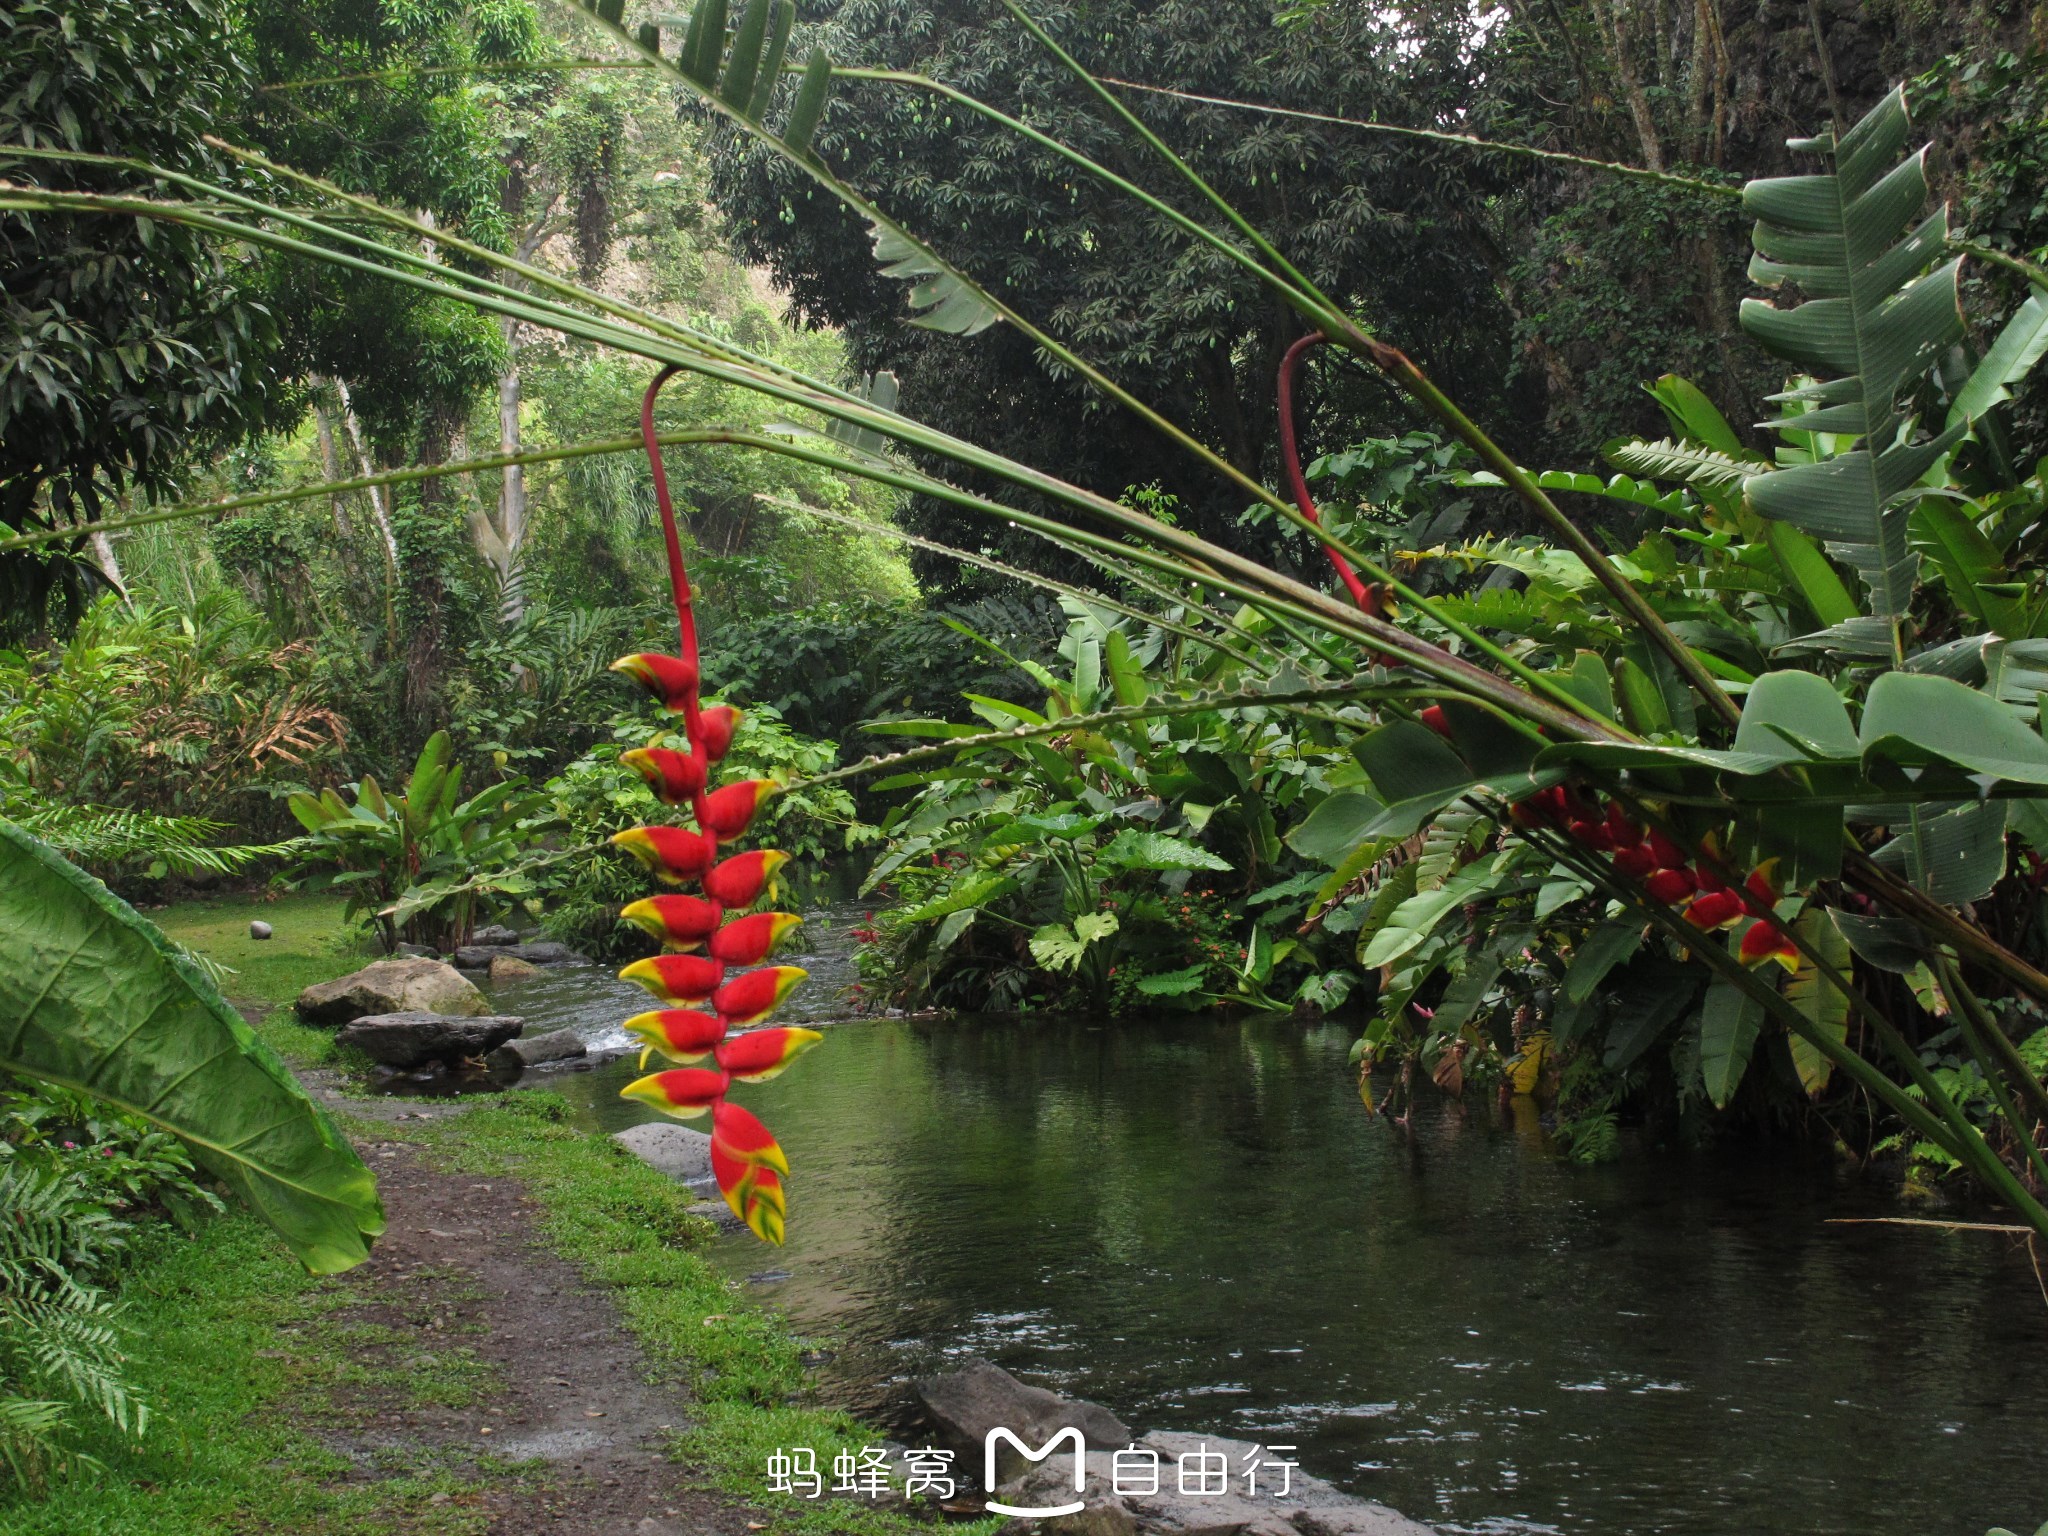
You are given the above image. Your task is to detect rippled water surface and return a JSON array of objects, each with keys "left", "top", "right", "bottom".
[{"left": 473, "top": 936, "right": 2048, "bottom": 1536}]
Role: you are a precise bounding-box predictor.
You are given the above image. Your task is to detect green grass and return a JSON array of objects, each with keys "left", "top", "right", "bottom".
[
  {"left": 154, "top": 891, "right": 371, "bottom": 1066},
  {"left": 0, "top": 1217, "right": 507, "bottom": 1536}
]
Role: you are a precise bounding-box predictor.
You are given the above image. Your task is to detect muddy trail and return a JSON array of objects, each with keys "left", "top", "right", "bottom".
[{"left": 302, "top": 1107, "right": 767, "bottom": 1536}]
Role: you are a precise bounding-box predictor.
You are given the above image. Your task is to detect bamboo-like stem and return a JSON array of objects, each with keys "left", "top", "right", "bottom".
[
  {"left": 1942, "top": 958, "right": 2048, "bottom": 1195},
  {"left": 1941, "top": 957, "right": 2048, "bottom": 1130}
]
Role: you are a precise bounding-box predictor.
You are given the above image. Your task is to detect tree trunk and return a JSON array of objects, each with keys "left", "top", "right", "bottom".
[
  {"left": 494, "top": 321, "right": 527, "bottom": 623},
  {"left": 312, "top": 399, "right": 354, "bottom": 542},
  {"left": 332, "top": 378, "right": 402, "bottom": 579}
]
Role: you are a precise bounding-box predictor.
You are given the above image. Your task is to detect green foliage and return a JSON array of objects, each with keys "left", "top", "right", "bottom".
[
  {"left": 0, "top": 822, "right": 383, "bottom": 1275},
  {"left": 854, "top": 599, "right": 1361, "bottom": 1014},
  {"left": 532, "top": 700, "right": 874, "bottom": 954},
  {"left": 287, "top": 730, "right": 547, "bottom": 951},
  {"left": 0, "top": 0, "right": 279, "bottom": 637}
]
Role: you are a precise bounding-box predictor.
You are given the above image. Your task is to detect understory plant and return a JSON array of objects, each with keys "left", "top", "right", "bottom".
[{"left": 10, "top": 9, "right": 2048, "bottom": 1239}]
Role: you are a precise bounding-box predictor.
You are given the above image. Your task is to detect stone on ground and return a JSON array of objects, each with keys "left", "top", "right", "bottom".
[
  {"left": 335, "top": 1011, "right": 523, "bottom": 1067},
  {"left": 612, "top": 1122, "right": 714, "bottom": 1187},
  {"left": 486, "top": 1027, "right": 588, "bottom": 1072},
  {"left": 452, "top": 939, "right": 589, "bottom": 970},
  {"left": 296, "top": 957, "right": 488, "bottom": 1026},
  {"left": 470, "top": 923, "right": 521, "bottom": 946},
  {"left": 488, "top": 953, "right": 541, "bottom": 980},
  {"left": 248, "top": 919, "right": 273, "bottom": 940},
  {"left": 916, "top": 1359, "right": 1132, "bottom": 1480}
]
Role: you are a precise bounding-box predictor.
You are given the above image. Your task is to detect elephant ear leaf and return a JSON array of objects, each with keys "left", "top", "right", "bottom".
[
  {"left": 1740, "top": 87, "right": 1966, "bottom": 618},
  {"left": 0, "top": 821, "right": 384, "bottom": 1274}
]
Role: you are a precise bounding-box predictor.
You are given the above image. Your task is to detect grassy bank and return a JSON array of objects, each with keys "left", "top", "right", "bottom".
[
  {"left": 0, "top": 1208, "right": 497, "bottom": 1536},
  {"left": 154, "top": 889, "right": 369, "bottom": 1065}
]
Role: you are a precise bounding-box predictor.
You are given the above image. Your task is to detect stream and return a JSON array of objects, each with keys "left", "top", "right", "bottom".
[{"left": 451, "top": 909, "right": 2048, "bottom": 1536}]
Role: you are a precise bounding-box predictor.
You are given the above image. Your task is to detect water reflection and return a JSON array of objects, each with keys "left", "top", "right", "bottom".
[{"left": 481, "top": 958, "right": 2048, "bottom": 1535}]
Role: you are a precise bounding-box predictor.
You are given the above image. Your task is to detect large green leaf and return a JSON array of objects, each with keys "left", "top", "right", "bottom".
[
  {"left": 1286, "top": 791, "right": 1384, "bottom": 867},
  {"left": 1860, "top": 671, "right": 2048, "bottom": 784},
  {"left": 0, "top": 822, "right": 383, "bottom": 1273},
  {"left": 1871, "top": 800, "right": 2008, "bottom": 905},
  {"left": 1699, "top": 973, "right": 1765, "bottom": 1109},
  {"left": 1359, "top": 858, "right": 1502, "bottom": 969},
  {"left": 1944, "top": 285, "right": 2048, "bottom": 432},
  {"left": 1740, "top": 88, "right": 1967, "bottom": 617},
  {"left": 1785, "top": 908, "right": 1852, "bottom": 1097}
]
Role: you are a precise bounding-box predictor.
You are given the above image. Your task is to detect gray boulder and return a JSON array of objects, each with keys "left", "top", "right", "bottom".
[
  {"left": 452, "top": 939, "right": 589, "bottom": 970},
  {"left": 470, "top": 923, "right": 521, "bottom": 947},
  {"left": 296, "top": 958, "right": 487, "bottom": 1027},
  {"left": 393, "top": 942, "right": 438, "bottom": 959},
  {"left": 991, "top": 1433, "right": 1433, "bottom": 1536},
  {"left": 612, "top": 1122, "right": 715, "bottom": 1188},
  {"left": 916, "top": 1361, "right": 1131, "bottom": 1481},
  {"left": 248, "top": 920, "right": 273, "bottom": 941},
  {"left": 335, "top": 1012, "right": 524, "bottom": 1067},
  {"left": 486, "top": 1027, "right": 588, "bottom": 1072},
  {"left": 488, "top": 954, "right": 540, "bottom": 981}
]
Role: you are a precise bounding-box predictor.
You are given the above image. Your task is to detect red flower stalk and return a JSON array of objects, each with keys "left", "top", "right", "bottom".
[
  {"left": 612, "top": 824, "right": 716, "bottom": 885},
  {"left": 708, "top": 911, "right": 803, "bottom": 966},
  {"left": 696, "top": 779, "right": 778, "bottom": 843},
  {"left": 621, "top": 745, "right": 710, "bottom": 804},
  {"left": 619, "top": 953, "right": 726, "bottom": 1004},
  {"left": 618, "top": 894, "right": 724, "bottom": 952}
]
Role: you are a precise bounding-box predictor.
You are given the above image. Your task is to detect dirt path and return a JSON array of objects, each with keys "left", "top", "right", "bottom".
[{"left": 311, "top": 1119, "right": 768, "bottom": 1536}]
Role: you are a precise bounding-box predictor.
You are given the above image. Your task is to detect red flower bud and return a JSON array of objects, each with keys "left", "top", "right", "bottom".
[
  {"left": 619, "top": 953, "right": 726, "bottom": 1004},
  {"left": 1644, "top": 867, "right": 1698, "bottom": 904},
  {"left": 1604, "top": 800, "right": 1642, "bottom": 847},
  {"left": 611, "top": 653, "right": 698, "bottom": 712},
  {"left": 1744, "top": 858, "right": 1782, "bottom": 913},
  {"left": 620, "top": 1066, "right": 729, "bottom": 1119},
  {"left": 1685, "top": 889, "right": 1746, "bottom": 929},
  {"left": 697, "top": 779, "right": 778, "bottom": 843},
  {"left": 1646, "top": 829, "right": 1689, "bottom": 870},
  {"left": 611, "top": 824, "right": 716, "bottom": 885},
  {"left": 714, "top": 1025, "right": 822, "bottom": 1082},
  {"left": 694, "top": 704, "right": 741, "bottom": 763},
  {"left": 618, "top": 894, "right": 724, "bottom": 952},
  {"left": 621, "top": 745, "right": 709, "bottom": 804},
  {"left": 708, "top": 911, "right": 803, "bottom": 966},
  {"left": 703, "top": 849, "right": 789, "bottom": 909},
  {"left": 1611, "top": 843, "right": 1658, "bottom": 879},
  {"left": 712, "top": 965, "right": 808, "bottom": 1027},
  {"left": 1569, "top": 819, "right": 1612, "bottom": 851},
  {"left": 1419, "top": 705, "right": 1453, "bottom": 739},
  {"left": 1739, "top": 918, "right": 1799, "bottom": 972},
  {"left": 621, "top": 1008, "right": 728, "bottom": 1065}
]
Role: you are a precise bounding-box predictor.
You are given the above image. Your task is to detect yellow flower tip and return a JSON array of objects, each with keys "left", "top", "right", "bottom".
[
  {"left": 617, "top": 957, "right": 659, "bottom": 988},
  {"left": 639, "top": 1045, "right": 652, "bottom": 1069}
]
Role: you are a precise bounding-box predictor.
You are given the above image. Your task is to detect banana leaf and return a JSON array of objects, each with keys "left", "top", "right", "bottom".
[{"left": 0, "top": 821, "right": 383, "bottom": 1273}]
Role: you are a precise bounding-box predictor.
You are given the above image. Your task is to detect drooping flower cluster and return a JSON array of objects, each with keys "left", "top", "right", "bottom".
[
  {"left": 1506, "top": 780, "right": 1800, "bottom": 971},
  {"left": 607, "top": 652, "right": 820, "bottom": 1245}
]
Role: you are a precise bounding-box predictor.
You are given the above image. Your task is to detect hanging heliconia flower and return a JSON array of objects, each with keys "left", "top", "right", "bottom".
[{"left": 608, "top": 364, "right": 822, "bottom": 1245}]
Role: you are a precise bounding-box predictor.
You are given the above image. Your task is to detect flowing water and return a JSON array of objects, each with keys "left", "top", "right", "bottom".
[{"left": 458, "top": 918, "right": 2048, "bottom": 1536}]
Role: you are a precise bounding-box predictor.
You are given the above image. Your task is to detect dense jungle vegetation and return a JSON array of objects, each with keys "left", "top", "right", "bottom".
[{"left": 3, "top": 0, "right": 2048, "bottom": 1500}]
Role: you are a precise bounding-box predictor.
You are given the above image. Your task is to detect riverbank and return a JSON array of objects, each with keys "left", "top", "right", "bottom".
[{"left": 4, "top": 893, "right": 993, "bottom": 1536}]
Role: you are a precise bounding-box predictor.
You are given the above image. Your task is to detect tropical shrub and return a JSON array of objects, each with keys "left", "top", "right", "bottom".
[
  {"left": 286, "top": 730, "right": 548, "bottom": 952},
  {"left": 533, "top": 698, "right": 874, "bottom": 955},
  {"left": 856, "top": 598, "right": 1361, "bottom": 1014}
]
